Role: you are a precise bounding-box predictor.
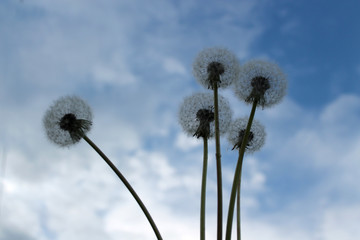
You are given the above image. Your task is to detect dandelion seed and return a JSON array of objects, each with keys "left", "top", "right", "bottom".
[
  {"left": 234, "top": 60, "right": 287, "bottom": 108},
  {"left": 193, "top": 47, "right": 240, "bottom": 89},
  {"left": 227, "top": 117, "right": 266, "bottom": 154},
  {"left": 179, "top": 92, "right": 232, "bottom": 139},
  {"left": 43, "top": 95, "right": 93, "bottom": 147}
]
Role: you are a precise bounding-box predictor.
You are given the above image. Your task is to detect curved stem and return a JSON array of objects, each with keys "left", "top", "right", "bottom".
[
  {"left": 225, "top": 99, "right": 258, "bottom": 240},
  {"left": 213, "top": 83, "right": 223, "bottom": 240},
  {"left": 83, "top": 135, "right": 163, "bottom": 240},
  {"left": 200, "top": 137, "right": 208, "bottom": 240}
]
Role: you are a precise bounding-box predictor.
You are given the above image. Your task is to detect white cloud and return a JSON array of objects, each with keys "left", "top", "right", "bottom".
[
  {"left": 162, "top": 57, "right": 187, "bottom": 75},
  {"left": 320, "top": 94, "right": 360, "bottom": 133},
  {"left": 175, "top": 132, "right": 202, "bottom": 151},
  {"left": 92, "top": 63, "right": 137, "bottom": 86},
  {"left": 319, "top": 205, "right": 360, "bottom": 240},
  {"left": 90, "top": 111, "right": 142, "bottom": 153}
]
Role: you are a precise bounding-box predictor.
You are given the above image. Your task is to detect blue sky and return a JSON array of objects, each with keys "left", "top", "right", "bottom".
[{"left": 1, "top": 0, "right": 360, "bottom": 239}]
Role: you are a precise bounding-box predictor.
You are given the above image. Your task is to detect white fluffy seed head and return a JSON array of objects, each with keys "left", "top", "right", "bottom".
[
  {"left": 193, "top": 47, "right": 240, "bottom": 89},
  {"left": 227, "top": 117, "right": 266, "bottom": 154},
  {"left": 178, "top": 92, "right": 233, "bottom": 139},
  {"left": 234, "top": 60, "right": 287, "bottom": 108},
  {"left": 43, "top": 95, "right": 93, "bottom": 147}
]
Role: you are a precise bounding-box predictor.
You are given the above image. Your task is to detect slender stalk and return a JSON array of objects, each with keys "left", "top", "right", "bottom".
[
  {"left": 83, "top": 135, "right": 163, "bottom": 240},
  {"left": 200, "top": 137, "right": 209, "bottom": 240},
  {"left": 225, "top": 99, "right": 258, "bottom": 240},
  {"left": 213, "top": 82, "right": 223, "bottom": 240},
  {"left": 236, "top": 168, "right": 242, "bottom": 240},
  {"left": 236, "top": 175, "right": 241, "bottom": 240}
]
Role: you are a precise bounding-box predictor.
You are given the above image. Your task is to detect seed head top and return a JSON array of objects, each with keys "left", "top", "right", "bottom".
[
  {"left": 43, "top": 95, "right": 93, "bottom": 147},
  {"left": 178, "top": 92, "right": 232, "bottom": 139},
  {"left": 227, "top": 117, "right": 266, "bottom": 154},
  {"left": 234, "top": 60, "right": 287, "bottom": 108},
  {"left": 193, "top": 47, "right": 240, "bottom": 89}
]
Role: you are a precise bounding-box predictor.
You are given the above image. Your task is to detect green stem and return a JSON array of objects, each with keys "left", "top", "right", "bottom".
[
  {"left": 225, "top": 99, "right": 258, "bottom": 240},
  {"left": 83, "top": 135, "right": 163, "bottom": 240},
  {"left": 213, "top": 83, "right": 223, "bottom": 240},
  {"left": 236, "top": 176, "right": 241, "bottom": 240},
  {"left": 200, "top": 137, "right": 208, "bottom": 240}
]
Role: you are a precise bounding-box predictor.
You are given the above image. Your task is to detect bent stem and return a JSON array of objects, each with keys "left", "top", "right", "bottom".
[
  {"left": 200, "top": 137, "right": 209, "bottom": 240},
  {"left": 83, "top": 135, "right": 163, "bottom": 240},
  {"left": 225, "top": 99, "right": 258, "bottom": 240},
  {"left": 213, "top": 82, "right": 223, "bottom": 240}
]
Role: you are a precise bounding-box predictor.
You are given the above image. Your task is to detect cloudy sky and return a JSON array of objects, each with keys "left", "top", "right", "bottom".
[{"left": 1, "top": 0, "right": 360, "bottom": 239}]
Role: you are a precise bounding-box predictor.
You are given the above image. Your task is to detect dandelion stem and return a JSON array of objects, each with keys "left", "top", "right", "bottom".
[
  {"left": 213, "top": 82, "right": 223, "bottom": 240},
  {"left": 236, "top": 179, "right": 241, "bottom": 240},
  {"left": 225, "top": 99, "right": 258, "bottom": 240},
  {"left": 82, "top": 135, "right": 163, "bottom": 240},
  {"left": 200, "top": 137, "right": 208, "bottom": 240}
]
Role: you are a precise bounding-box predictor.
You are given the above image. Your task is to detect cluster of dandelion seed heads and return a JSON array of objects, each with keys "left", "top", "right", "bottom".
[
  {"left": 43, "top": 95, "right": 93, "bottom": 147},
  {"left": 234, "top": 60, "right": 287, "bottom": 108},
  {"left": 193, "top": 47, "right": 240, "bottom": 89},
  {"left": 227, "top": 117, "right": 266, "bottom": 154},
  {"left": 179, "top": 92, "right": 232, "bottom": 139}
]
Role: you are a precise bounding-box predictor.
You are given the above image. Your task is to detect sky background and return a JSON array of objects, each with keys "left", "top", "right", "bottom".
[{"left": 1, "top": 0, "right": 360, "bottom": 239}]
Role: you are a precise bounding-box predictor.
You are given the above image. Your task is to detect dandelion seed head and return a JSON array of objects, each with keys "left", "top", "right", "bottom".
[
  {"left": 43, "top": 95, "right": 93, "bottom": 147},
  {"left": 227, "top": 117, "right": 266, "bottom": 154},
  {"left": 193, "top": 47, "right": 240, "bottom": 89},
  {"left": 234, "top": 60, "right": 287, "bottom": 108},
  {"left": 179, "top": 92, "right": 232, "bottom": 139},
  {"left": 207, "top": 61, "right": 225, "bottom": 76}
]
